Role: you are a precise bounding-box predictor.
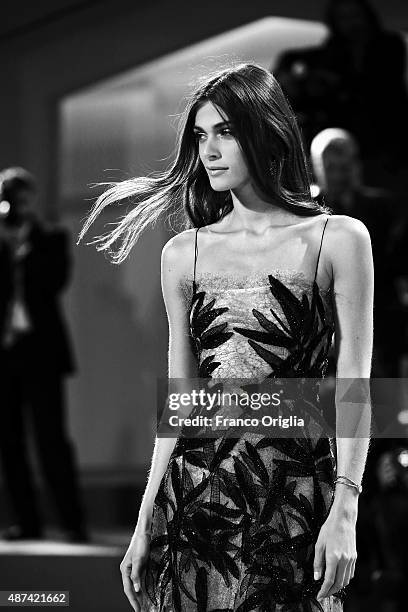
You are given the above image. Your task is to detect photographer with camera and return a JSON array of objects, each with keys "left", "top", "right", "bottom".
[{"left": 0, "top": 167, "right": 87, "bottom": 542}]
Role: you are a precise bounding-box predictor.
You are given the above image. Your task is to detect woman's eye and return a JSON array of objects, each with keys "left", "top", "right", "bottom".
[{"left": 194, "top": 129, "right": 234, "bottom": 142}]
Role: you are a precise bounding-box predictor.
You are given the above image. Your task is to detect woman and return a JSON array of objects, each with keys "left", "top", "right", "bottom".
[{"left": 78, "top": 63, "right": 373, "bottom": 611}]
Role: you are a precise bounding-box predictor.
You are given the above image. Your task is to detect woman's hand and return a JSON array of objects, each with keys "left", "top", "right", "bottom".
[
  {"left": 314, "top": 491, "right": 358, "bottom": 601},
  {"left": 119, "top": 532, "right": 151, "bottom": 611}
]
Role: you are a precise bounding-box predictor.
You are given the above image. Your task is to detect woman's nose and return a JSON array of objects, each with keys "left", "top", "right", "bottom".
[{"left": 203, "top": 136, "right": 220, "bottom": 158}]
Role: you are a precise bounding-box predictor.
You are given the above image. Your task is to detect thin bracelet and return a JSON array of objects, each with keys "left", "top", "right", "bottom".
[
  {"left": 336, "top": 475, "right": 362, "bottom": 489},
  {"left": 335, "top": 475, "right": 362, "bottom": 494},
  {"left": 335, "top": 475, "right": 362, "bottom": 491}
]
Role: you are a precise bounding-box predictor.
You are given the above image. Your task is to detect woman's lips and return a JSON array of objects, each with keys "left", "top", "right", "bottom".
[{"left": 207, "top": 168, "right": 228, "bottom": 176}]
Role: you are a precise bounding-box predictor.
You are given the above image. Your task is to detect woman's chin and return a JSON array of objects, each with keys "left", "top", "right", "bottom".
[{"left": 209, "top": 180, "right": 233, "bottom": 192}]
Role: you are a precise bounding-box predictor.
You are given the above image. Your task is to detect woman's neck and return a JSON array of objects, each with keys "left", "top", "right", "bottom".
[{"left": 227, "top": 187, "right": 294, "bottom": 233}]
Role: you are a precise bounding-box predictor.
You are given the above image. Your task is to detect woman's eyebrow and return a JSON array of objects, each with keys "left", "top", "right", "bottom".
[{"left": 193, "top": 121, "right": 232, "bottom": 131}]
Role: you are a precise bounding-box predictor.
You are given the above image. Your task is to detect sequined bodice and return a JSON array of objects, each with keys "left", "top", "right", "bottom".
[
  {"left": 181, "top": 217, "right": 335, "bottom": 380},
  {"left": 182, "top": 268, "right": 334, "bottom": 380}
]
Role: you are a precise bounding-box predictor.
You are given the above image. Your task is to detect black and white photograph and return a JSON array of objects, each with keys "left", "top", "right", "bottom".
[{"left": 1, "top": 1, "right": 408, "bottom": 611}]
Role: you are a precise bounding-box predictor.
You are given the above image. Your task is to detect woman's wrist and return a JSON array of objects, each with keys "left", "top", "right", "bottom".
[
  {"left": 335, "top": 475, "right": 362, "bottom": 494},
  {"left": 135, "top": 506, "right": 154, "bottom": 534},
  {"left": 331, "top": 483, "right": 359, "bottom": 521},
  {"left": 134, "top": 525, "right": 152, "bottom": 538}
]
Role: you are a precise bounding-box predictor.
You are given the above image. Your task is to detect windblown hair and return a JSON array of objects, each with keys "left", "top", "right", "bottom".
[{"left": 77, "top": 62, "right": 328, "bottom": 264}]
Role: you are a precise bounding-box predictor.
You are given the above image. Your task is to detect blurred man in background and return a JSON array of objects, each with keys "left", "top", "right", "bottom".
[
  {"left": 0, "top": 167, "right": 87, "bottom": 542},
  {"left": 274, "top": 0, "right": 408, "bottom": 192},
  {"left": 310, "top": 128, "right": 406, "bottom": 379},
  {"left": 310, "top": 131, "right": 408, "bottom": 611}
]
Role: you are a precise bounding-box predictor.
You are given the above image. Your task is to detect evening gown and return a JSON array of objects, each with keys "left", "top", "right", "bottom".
[{"left": 143, "top": 216, "right": 346, "bottom": 611}]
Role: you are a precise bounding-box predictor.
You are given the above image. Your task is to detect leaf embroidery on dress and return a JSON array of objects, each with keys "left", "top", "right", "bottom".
[
  {"left": 233, "top": 274, "right": 334, "bottom": 377},
  {"left": 190, "top": 286, "right": 233, "bottom": 377},
  {"left": 144, "top": 272, "right": 345, "bottom": 612}
]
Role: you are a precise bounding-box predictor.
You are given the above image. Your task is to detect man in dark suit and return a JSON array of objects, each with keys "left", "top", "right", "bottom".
[{"left": 0, "top": 167, "right": 87, "bottom": 542}]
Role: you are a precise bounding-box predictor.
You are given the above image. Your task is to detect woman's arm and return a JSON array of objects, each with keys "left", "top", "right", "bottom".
[
  {"left": 135, "top": 231, "right": 198, "bottom": 536},
  {"left": 314, "top": 215, "right": 374, "bottom": 600},
  {"left": 332, "top": 216, "right": 373, "bottom": 499}
]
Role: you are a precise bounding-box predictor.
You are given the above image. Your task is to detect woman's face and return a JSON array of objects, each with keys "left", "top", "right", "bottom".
[{"left": 194, "top": 101, "right": 251, "bottom": 192}]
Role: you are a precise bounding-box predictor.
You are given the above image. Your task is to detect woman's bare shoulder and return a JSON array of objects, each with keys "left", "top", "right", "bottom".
[
  {"left": 325, "top": 214, "right": 372, "bottom": 269},
  {"left": 161, "top": 228, "right": 197, "bottom": 279},
  {"left": 326, "top": 215, "right": 371, "bottom": 246},
  {"left": 325, "top": 214, "right": 371, "bottom": 239}
]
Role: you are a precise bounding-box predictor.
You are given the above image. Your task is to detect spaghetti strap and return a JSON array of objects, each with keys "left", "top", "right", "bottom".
[
  {"left": 313, "top": 216, "right": 329, "bottom": 284},
  {"left": 193, "top": 227, "right": 199, "bottom": 292}
]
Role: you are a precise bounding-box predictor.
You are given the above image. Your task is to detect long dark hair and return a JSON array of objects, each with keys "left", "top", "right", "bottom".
[{"left": 77, "top": 62, "right": 327, "bottom": 264}]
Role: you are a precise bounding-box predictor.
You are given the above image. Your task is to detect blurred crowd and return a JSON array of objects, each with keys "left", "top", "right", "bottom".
[{"left": 273, "top": 1, "right": 408, "bottom": 609}]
